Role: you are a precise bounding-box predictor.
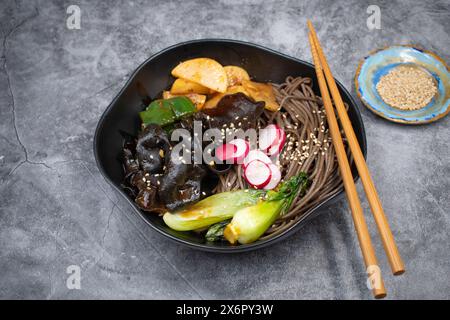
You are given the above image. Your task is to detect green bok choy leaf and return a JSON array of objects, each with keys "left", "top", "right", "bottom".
[{"left": 205, "top": 220, "right": 231, "bottom": 242}]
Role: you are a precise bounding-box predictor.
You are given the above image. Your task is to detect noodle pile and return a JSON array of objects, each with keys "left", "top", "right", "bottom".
[{"left": 215, "top": 76, "right": 352, "bottom": 239}]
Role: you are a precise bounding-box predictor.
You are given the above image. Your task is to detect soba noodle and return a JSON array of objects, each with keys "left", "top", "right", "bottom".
[{"left": 215, "top": 76, "right": 352, "bottom": 239}]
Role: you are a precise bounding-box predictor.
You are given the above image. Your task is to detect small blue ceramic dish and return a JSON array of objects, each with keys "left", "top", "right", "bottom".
[{"left": 355, "top": 45, "right": 450, "bottom": 124}]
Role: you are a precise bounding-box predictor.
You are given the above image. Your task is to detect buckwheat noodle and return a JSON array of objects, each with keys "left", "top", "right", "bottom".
[{"left": 215, "top": 76, "right": 353, "bottom": 239}]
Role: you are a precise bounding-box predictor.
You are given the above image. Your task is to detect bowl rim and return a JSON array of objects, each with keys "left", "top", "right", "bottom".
[
  {"left": 354, "top": 44, "right": 450, "bottom": 125},
  {"left": 93, "top": 38, "right": 366, "bottom": 253}
]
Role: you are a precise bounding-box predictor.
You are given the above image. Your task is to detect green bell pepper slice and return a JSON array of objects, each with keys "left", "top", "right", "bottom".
[{"left": 139, "top": 96, "right": 196, "bottom": 126}]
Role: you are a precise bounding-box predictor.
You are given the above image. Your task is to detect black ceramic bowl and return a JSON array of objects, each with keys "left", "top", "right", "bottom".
[{"left": 94, "top": 39, "right": 366, "bottom": 252}]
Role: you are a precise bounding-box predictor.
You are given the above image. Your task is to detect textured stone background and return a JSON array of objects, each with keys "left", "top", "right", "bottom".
[{"left": 0, "top": 0, "right": 449, "bottom": 300}]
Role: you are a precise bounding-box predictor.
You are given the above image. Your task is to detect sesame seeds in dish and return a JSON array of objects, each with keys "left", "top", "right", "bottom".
[{"left": 376, "top": 65, "right": 437, "bottom": 111}]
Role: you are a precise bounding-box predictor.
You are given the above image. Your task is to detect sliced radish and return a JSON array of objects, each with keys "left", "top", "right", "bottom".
[
  {"left": 243, "top": 149, "right": 272, "bottom": 168},
  {"left": 259, "top": 124, "right": 281, "bottom": 151},
  {"left": 244, "top": 160, "right": 271, "bottom": 188},
  {"left": 264, "top": 163, "right": 282, "bottom": 190},
  {"left": 228, "top": 139, "right": 249, "bottom": 164},
  {"left": 215, "top": 143, "right": 237, "bottom": 163},
  {"left": 267, "top": 128, "right": 286, "bottom": 156}
]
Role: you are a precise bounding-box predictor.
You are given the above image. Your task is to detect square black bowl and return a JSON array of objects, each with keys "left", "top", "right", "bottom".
[{"left": 94, "top": 39, "right": 366, "bottom": 253}]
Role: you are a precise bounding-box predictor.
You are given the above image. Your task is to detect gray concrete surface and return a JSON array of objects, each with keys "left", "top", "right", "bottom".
[{"left": 0, "top": 0, "right": 449, "bottom": 300}]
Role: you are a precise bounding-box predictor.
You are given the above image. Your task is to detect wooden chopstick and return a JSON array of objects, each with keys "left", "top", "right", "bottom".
[
  {"left": 308, "top": 21, "right": 405, "bottom": 276},
  {"left": 308, "top": 33, "right": 386, "bottom": 299}
]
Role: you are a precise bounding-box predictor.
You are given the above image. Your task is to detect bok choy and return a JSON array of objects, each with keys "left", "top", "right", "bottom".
[
  {"left": 224, "top": 173, "right": 309, "bottom": 245},
  {"left": 163, "top": 189, "right": 264, "bottom": 231}
]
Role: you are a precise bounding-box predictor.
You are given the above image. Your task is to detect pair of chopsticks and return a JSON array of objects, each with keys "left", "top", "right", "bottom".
[{"left": 307, "top": 21, "right": 405, "bottom": 299}]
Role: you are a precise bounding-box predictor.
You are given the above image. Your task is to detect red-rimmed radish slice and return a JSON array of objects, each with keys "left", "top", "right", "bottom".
[
  {"left": 243, "top": 149, "right": 272, "bottom": 168},
  {"left": 264, "top": 163, "right": 282, "bottom": 190},
  {"left": 228, "top": 139, "right": 249, "bottom": 164},
  {"left": 259, "top": 124, "right": 280, "bottom": 151},
  {"left": 215, "top": 143, "right": 237, "bottom": 162},
  {"left": 267, "top": 128, "right": 286, "bottom": 156},
  {"left": 243, "top": 160, "right": 271, "bottom": 188}
]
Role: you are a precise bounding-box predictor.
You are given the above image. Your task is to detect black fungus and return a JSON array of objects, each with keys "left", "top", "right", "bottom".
[
  {"left": 122, "top": 133, "right": 140, "bottom": 179},
  {"left": 136, "top": 124, "right": 171, "bottom": 173},
  {"left": 135, "top": 186, "right": 166, "bottom": 214},
  {"left": 158, "top": 156, "right": 208, "bottom": 211},
  {"left": 199, "top": 93, "right": 265, "bottom": 131}
]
